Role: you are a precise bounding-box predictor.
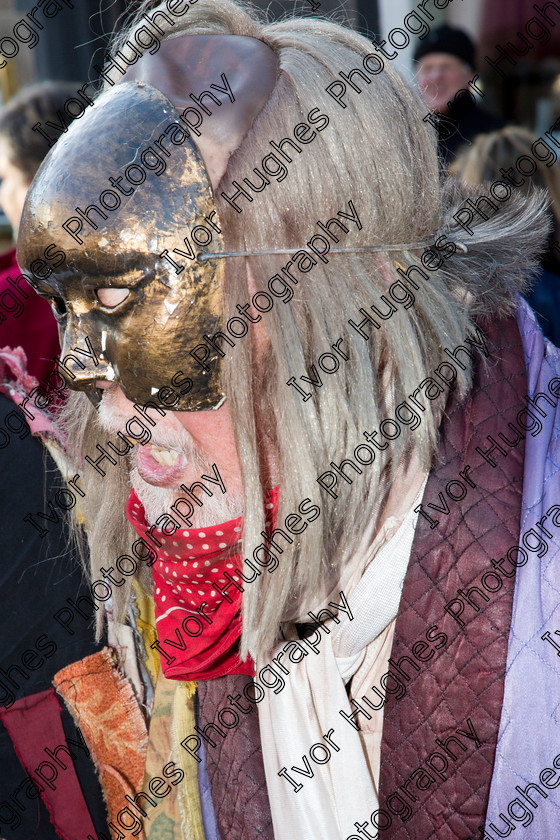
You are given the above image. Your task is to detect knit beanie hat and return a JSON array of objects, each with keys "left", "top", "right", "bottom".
[{"left": 414, "top": 25, "right": 476, "bottom": 70}]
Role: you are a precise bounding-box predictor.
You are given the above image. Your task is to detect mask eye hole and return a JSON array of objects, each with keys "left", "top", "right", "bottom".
[
  {"left": 51, "top": 296, "right": 67, "bottom": 317},
  {"left": 95, "top": 288, "right": 130, "bottom": 308}
]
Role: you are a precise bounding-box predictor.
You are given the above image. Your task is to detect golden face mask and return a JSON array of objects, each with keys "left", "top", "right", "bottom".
[
  {"left": 18, "top": 80, "right": 229, "bottom": 410},
  {"left": 16, "top": 35, "right": 279, "bottom": 411}
]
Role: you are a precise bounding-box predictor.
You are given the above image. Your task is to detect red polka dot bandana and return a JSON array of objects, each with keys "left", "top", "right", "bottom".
[{"left": 126, "top": 487, "right": 278, "bottom": 681}]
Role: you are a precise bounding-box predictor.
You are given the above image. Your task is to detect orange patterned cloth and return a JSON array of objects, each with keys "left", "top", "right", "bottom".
[{"left": 53, "top": 648, "right": 149, "bottom": 837}]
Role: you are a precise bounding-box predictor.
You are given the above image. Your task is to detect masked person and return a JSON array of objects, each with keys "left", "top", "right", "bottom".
[{"left": 15, "top": 1, "right": 560, "bottom": 838}]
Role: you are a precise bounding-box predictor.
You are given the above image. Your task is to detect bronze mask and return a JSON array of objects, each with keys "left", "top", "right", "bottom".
[{"left": 16, "top": 36, "right": 279, "bottom": 410}]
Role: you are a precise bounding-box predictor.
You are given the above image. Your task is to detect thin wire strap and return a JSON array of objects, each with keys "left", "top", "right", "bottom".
[{"left": 196, "top": 243, "right": 432, "bottom": 262}]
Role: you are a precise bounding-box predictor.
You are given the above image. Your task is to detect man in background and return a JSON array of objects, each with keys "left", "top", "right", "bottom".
[{"left": 415, "top": 25, "right": 505, "bottom": 165}]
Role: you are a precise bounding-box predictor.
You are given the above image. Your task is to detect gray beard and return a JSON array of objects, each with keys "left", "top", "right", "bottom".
[
  {"left": 95, "top": 387, "right": 245, "bottom": 528},
  {"left": 129, "top": 462, "right": 244, "bottom": 527}
]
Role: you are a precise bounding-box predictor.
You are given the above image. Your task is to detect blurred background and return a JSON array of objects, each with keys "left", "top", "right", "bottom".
[{"left": 0, "top": 0, "right": 558, "bottom": 245}]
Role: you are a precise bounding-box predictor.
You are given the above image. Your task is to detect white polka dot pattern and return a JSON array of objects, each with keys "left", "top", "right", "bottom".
[{"left": 125, "top": 487, "right": 278, "bottom": 678}]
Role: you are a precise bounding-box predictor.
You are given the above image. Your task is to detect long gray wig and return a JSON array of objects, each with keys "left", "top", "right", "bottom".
[{"left": 59, "top": 0, "right": 548, "bottom": 659}]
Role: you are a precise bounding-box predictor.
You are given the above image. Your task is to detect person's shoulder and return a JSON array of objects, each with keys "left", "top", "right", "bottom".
[
  {"left": 470, "top": 105, "right": 506, "bottom": 133},
  {"left": 525, "top": 267, "right": 560, "bottom": 347},
  {"left": 0, "top": 246, "right": 18, "bottom": 279}
]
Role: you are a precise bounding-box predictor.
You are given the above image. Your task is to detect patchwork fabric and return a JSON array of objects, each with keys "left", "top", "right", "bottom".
[
  {"left": 170, "top": 681, "right": 206, "bottom": 840},
  {"left": 140, "top": 670, "right": 205, "bottom": 840},
  {"left": 53, "top": 648, "right": 149, "bottom": 834},
  {"left": 378, "top": 316, "right": 526, "bottom": 838},
  {"left": 197, "top": 675, "right": 274, "bottom": 840},
  {"left": 133, "top": 578, "right": 161, "bottom": 687},
  {"left": 142, "top": 669, "right": 184, "bottom": 839},
  {"left": 0, "top": 688, "right": 96, "bottom": 840},
  {"left": 195, "top": 725, "right": 222, "bottom": 840}
]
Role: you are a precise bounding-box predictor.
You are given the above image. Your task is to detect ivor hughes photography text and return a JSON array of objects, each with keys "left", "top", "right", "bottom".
[{"left": 1, "top": 1, "right": 560, "bottom": 840}]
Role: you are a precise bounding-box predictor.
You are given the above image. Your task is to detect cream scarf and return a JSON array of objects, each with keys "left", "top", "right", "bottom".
[{"left": 256, "top": 484, "right": 425, "bottom": 839}]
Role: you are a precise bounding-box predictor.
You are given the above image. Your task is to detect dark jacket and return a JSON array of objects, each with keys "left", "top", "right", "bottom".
[{"left": 431, "top": 99, "right": 505, "bottom": 165}]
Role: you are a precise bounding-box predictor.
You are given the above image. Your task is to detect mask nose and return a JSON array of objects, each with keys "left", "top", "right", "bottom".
[{"left": 58, "top": 314, "right": 117, "bottom": 395}]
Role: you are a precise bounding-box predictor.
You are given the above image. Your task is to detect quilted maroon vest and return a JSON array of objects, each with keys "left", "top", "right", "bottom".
[
  {"left": 378, "top": 314, "right": 526, "bottom": 838},
  {"left": 197, "top": 314, "right": 526, "bottom": 840}
]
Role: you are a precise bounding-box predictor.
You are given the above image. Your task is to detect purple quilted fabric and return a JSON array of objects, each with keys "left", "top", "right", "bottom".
[
  {"left": 378, "top": 316, "right": 526, "bottom": 839},
  {"left": 197, "top": 675, "right": 274, "bottom": 840},
  {"left": 196, "top": 316, "right": 526, "bottom": 840}
]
